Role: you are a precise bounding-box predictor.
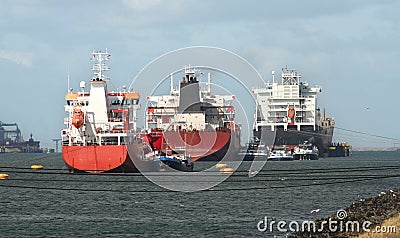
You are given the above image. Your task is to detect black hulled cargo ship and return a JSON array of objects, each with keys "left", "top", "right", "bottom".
[{"left": 252, "top": 67, "right": 334, "bottom": 157}]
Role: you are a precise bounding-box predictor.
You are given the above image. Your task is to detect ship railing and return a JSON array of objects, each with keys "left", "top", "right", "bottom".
[
  {"left": 146, "top": 111, "right": 178, "bottom": 116},
  {"left": 63, "top": 140, "right": 130, "bottom": 146},
  {"left": 256, "top": 121, "right": 316, "bottom": 127},
  {"left": 98, "top": 132, "right": 128, "bottom": 146}
]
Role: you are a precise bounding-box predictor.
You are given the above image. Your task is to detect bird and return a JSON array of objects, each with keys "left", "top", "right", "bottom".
[
  {"left": 390, "top": 190, "right": 394, "bottom": 193},
  {"left": 380, "top": 191, "right": 386, "bottom": 195},
  {"left": 310, "top": 209, "right": 320, "bottom": 214}
]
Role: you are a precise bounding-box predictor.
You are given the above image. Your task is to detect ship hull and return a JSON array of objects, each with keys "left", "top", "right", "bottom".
[
  {"left": 145, "top": 130, "right": 240, "bottom": 162},
  {"left": 62, "top": 142, "right": 159, "bottom": 173},
  {"left": 156, "top": 157, "right": 193, "bottom": 172},
  {"left": 328, "top": 145, "right": 351, "bottom": 157},
  {"left": 293, "top": 154, "right": 319, "bottom": 160},
  {"left": 254, "top": 125, "right": 334, "bottom": 157},
  {"left": 267, "top": 156, "right": 293, "bottom": 161},
  {"left": 63, "top": 145, "right": 133, "bottom": 173}
]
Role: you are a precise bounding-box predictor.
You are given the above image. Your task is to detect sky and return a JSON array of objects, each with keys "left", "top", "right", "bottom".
[{"left": 0, "top": 0, "right": 399, "bottom": 149}]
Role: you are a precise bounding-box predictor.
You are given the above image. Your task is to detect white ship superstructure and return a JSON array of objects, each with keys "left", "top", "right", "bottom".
[
  {"left": 62, "top": 51, "right": 140, "bottom": 146},
  {"left": 146, "top": 66, "right": 236, "bottom": 133}
]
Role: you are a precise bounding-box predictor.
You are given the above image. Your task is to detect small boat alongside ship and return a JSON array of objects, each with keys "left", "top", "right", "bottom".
[
  {"left": 156, "top": 152, "right": 194, "bottom": 172},
  {"left": 293, "top": 141, "right": 319, "bottom": 160},
  {"left": 238, "top": 139, "right": 269, "bottom": 161},
  {"left": 328, "top": 142, "right": 352, "bottom": 157},
  {"left": 267, "top": 146, "right": 293, "bottom": 161}
]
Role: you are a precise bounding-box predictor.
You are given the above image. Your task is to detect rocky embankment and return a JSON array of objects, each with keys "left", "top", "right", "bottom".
[{"left": 290, "top": 189, "right": 400, "bottom": 237}]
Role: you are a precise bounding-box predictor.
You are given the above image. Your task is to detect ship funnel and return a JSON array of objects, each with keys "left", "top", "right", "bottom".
[{"left": 179, "top": 66, "right": 201, "bottom": 112}]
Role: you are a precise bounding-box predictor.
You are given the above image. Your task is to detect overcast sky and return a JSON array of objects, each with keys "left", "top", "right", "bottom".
[{"left": 1, "top": 0, "right": 399, "bottom": 148}]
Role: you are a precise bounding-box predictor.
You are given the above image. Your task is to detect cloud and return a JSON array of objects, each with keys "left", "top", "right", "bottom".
[
  {"left": 122, "top": 0, "right": 161, "bottom": 11},
  {"left": 0, "top": 50, "right": 33, "bottom": 67}
]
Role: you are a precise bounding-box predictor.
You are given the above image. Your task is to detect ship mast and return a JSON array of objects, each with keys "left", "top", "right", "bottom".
[
  {"left": 281, "top": 67, "right": 301, "bottom": 85},
  {"left": 87, "top": 50, "right": 112, "bottom": 127},
  {"left": 92, "top": 50, "right": 111, "bottom": 80}
]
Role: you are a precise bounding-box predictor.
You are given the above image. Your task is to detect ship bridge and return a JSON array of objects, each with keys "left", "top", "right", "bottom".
[{"left": 253, "top": 68, "right": 322, "bottom": 132}]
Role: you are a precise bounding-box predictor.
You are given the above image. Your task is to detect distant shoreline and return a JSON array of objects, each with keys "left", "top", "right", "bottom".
[{"left": 352, "top": 147, "right": 400, "bottom": 152}]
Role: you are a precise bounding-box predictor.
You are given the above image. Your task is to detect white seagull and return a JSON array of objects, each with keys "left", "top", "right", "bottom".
[{"left": 310, "top": 209, "right": 320, "bottom": 214}]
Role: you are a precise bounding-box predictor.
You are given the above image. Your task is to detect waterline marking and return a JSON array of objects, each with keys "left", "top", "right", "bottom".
[{"left": 257, "top": 209, "right": 397, "bottom": 234}]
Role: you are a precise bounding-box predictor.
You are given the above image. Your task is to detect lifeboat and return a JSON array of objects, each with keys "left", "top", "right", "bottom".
[
  {"left": 288, "top": 107, "right": 295, "bottom": 119},
  {"left": 72, "top": 107, "right": 84, "bottom": 129}
]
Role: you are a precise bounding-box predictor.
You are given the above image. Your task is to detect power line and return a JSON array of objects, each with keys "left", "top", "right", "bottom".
[
  {"left": 3, "top": 174, "right": 397, "bottom": 184},
  {"left": 1, "top": 174, "right": 399, "bottom": 193},
  {"left": 335, "top": 127, "right": 400, "bottom": 142},
  {"left": 2, "top": 164, "right": 400, "bottom": 172},
  {"left": 1, "top": 165, "right": 400, "bottom": 177},
  {"left": 207, "top": 174, "right": 400, "bottom": 192}
]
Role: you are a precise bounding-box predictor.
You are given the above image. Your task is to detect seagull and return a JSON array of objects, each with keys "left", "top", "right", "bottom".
[
  {"left": 310, "top": 209, "right": 320, "bottom": 214},
  {"left": 390, "top": 190, "right": 394, "bottom": 193},
  {"left": 380, "top": 192, "right": 386, "bottom": 195}
]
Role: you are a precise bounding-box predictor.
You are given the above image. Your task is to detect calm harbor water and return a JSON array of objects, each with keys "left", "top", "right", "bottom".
[{"left": 0, "top": 151, "right": 399, "bottom": 237}]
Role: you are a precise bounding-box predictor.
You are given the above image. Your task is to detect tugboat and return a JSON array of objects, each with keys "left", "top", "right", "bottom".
[
  {"left": 328, "top": 142, "right": 352, "bottom": 157},
  {"left": 267, "top": 146, "right": 293, "bottom": 161},
  {"left": 143, "top": 65, "right": 241, "bottom": 161},
  {"left": 61, "top": 50, "right": 157, "bottom": 173},
  {"left": 238, "top": 138, "right": 269, "bottom": 161},
  {"left": 293, "top": 141, "right": 319, "bottom": 160},
  {"left": 156, "top": 150, "right": 194, "bottom": 172}
]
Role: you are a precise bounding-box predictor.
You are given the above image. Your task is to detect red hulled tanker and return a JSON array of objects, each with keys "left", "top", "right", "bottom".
[
  {"left": 61, "top": 50, "right": 156, "bottom": 173},
  {"left": 143, "top": 66, "right": 240, "bottom": 161}
]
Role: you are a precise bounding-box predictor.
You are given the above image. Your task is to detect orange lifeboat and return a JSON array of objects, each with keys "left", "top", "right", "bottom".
[
  {"left": 72, "top": 108, "right": 84, "bottom": 129},
  {"left": 288, "top": 107, "right": 295, "bottom": 119}
]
